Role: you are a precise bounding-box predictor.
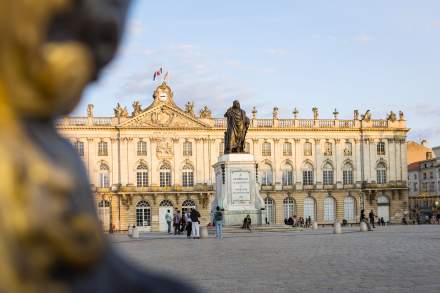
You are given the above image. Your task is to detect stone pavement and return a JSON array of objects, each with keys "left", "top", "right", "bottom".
[{"left": 111, "top": 225, "right": 440, "bottom": 293}]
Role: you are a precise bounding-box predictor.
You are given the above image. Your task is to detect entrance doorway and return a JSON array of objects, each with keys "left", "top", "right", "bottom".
[
  {"left": 98, "top": 200, "right": 111, "bottom": 231},
  {"left": 159, "top": 200, "right": 173, "bottom": 232},
  {"left": 377, "top": 195, "right": 390, "bottom": 222}
]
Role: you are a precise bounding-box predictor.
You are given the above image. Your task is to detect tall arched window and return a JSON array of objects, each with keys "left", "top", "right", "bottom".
[
  {"left": 343, "top": 163, "right": 353, "bottom": 185},
  {"left": 344, "top": 196, "right": 355, "bottom": 221},
  {"left": 322, "top": 162, "right": 334, "bottom": 185},
  {"left": 137, "top": 140, "right": 147, "bottom": 156},
  {"left": 303, "top": 163, "right": 314, "bottom": 186},
  {"left": 160, "top": 199, "right": 173, "bottom": 207},
  {"left": 136, "top": 164, "right": 148, "bottom": 187},
  {"left": 323, "top": 196, "right": 336, "bottom": 221},
  {"left": 262, "top": 142, "right": 271, "bottom": 156},
  {"left": 377, "top": 163, "right": 387, "bottom": 184},
  {"left": 182, "top": 199, "right": 196, "bottom": 214},
  {"left": 304, "top": 142, "right": 312, "bottom": 156},
  {"left": 282, "top": 164, "right": 293, "bottom": 186},
  {"left": 99, "top": 163, "right": 110, "bottom": 187},
  {"left": 283, "top": 142, "right": 292, "bottom": 156},
  {"left": 183, "top": 141, "right": 192, "bottom": 156},
  {"left": 377, "top": 141, "right": 386, "bottom": 155},
  {"left": 261, "top": 164, "right": 273, "bottom": 186},
  {"left": 283, "top": 197, "right": 295, "bottom": 219},
  {"left": 160, "top": 163, "right": 172, "bottom": 187},
  {"left": 98, "top": 141, "right": 108, "bottom": 156},
  {"left": 264, "top": 197, "right": 275, "bottom": 224},
  {"left": 136, "top": 201, "right": 151, "bottom": 227},
  {"left": 182, "top": 164, "right": 194, "bottom": 187},
  {"left": 303, "top": 197, "right": 316, "bottom": 221},
  {"left": 74, "top": 141, "right": 84, "bottom": 156}
]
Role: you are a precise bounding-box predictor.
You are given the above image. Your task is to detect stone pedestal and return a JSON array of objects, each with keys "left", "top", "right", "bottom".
[
  {"left": 132, "top": 227, "right": 139, "bottom": 238},
  {"left": 213, "top": 154, "right": 265, "bottom": 226},
  {"left": 312, "top": 221, "right": 318, "bottom": 230},
  {"left": 333, "top": 221, "right": 342, "bottom": 234},
  {"left": 200, "top": 226, "right": 208, "bottom": 239},
  {"left": 360, "top": 221, "right": 368, "bottom": 232}
]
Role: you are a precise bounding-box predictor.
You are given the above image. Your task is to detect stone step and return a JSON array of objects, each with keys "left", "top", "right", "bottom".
[{"left": 207, "top": 225, "right": 308, "bottom": 234}]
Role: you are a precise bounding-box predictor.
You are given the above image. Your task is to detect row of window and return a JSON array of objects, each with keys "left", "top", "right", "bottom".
[
  {"left": 264, "top": 196, "right": 360, "bottom": 223},
  {"left": 97, "top": 161, "right": 388, "bottom": 188},
  {"left": 73, "top": 141, "right": 388, "bottom": 158},
  {"left": 260, "top": 162, "right": 387, "bottom": 186},
  {"left": 98, "top": 163, "right": 194, "bottom": 188},
  {"left": 98, "top": 199, "right": 198, "bottom": 228}
]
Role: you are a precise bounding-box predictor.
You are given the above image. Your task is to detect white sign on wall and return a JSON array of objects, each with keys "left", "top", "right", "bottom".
[{"left": 231, "top": 171, "right": 250, "bottom": 203}]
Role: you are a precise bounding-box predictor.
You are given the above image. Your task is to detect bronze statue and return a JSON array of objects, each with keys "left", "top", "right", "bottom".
[
  {"left": 224, "top": 100, "right": 250, "bottom": 154},
  {"left": 0, "top": 0, "right": 195, "bottom": 292}
]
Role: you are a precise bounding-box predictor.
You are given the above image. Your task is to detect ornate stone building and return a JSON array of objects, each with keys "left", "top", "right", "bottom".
[{"left": 57, "top": 82, "right": 409, "bottom": 232}]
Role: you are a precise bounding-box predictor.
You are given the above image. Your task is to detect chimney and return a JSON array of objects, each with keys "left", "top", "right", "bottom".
[{"left": 426, "top": 152, "right": 433, "bottom": 160}]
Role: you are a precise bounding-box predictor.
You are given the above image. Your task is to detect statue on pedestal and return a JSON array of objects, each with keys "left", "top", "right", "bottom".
[{"left": 224, "top": 100, "right": 250, "bottom": 154}]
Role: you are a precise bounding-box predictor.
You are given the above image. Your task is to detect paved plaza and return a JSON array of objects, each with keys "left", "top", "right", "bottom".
[{"left": 112, "top": 225, "right": 440, "bottom": 293}]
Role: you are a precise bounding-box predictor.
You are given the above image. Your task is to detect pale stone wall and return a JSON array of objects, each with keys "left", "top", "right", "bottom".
[{"left": 58, "top": 83, "right": 409, "bottom": 231}]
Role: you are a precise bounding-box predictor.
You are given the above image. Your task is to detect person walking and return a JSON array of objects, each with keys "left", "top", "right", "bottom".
[
  {"left": 369, "top": 209, "right": 375, "bottom": 228},
  {"left": 173, "top": 210, "right": 181, "bottom": 235},
  {"left": 165, "top": 209, "right": 172, "bottom": 234},
  {"left": 184, "top": 210, "right": 192, "bottom": 239},
  {"left": 190, "top": 208, "right": 201, "bottom": 239},
  {"left": 213, "top": 206, "right": 224, "bottom": 240}
]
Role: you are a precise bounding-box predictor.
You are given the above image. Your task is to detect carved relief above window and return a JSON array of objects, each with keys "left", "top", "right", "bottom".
[
  {"left": 304, "top": 142, "right": 312, "bottom": 156},
  {"left": 324, "top": 142, "right": 332, "bottom": 156},
  {"left": 155, "top": 138, "right": 173, "bottom": 159},
  {"left": 344, "top": 142, "right": 352, "bottom": 156}
]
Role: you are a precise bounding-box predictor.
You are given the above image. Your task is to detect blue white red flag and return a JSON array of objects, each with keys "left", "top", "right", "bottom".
[{"left": 153, "top": 67, "right": 163, "bottom": 81}]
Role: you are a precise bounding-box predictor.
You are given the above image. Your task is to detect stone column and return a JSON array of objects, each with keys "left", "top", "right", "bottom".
[
  {"left": 315, "top": 138, "right": 322, "bottom": 188},
  {"left": 354, "top": 138, "right": 362, "bottom": 184},
  {"left": 294, "top": 138, "right": 302, "bottom": 190},
  {"left": 87, "top": 138, "right": 95, "bottom": 184},
  {"left": 151, "top": 194, "right": 160, "bottom": 232},
  {"left": 388, "top": 138, "right": 396, "bottom": 183},
  {"left": 335, "top": 138, "right": 342, "bottom": 188},
  {"left": 126, "top": 138, "right": 134, "bottom": 185}
]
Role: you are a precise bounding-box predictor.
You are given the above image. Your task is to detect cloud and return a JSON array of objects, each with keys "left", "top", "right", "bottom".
[
  {"left": 432, "top": 20, "right": 440, "bottom": 29},
  {"left": 128, "top": 20, "right": 145, "bottom": 36},
  {"left": 354, "top": 34, "right": 373, "bottom": 45},
  {"left": 264, "top": 48, "right": 289, "bottom": 56},
  {"left": 108, "top": 43, "right": 255, "bottom": 115},
  {"left": 408, "top": 127, "right": 440, "bottom": 146}
]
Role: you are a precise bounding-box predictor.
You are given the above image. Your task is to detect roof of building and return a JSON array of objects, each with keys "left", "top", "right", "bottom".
[
  {"left": 408, "top": 162, "right": 421, "bottom": 172},
  {"left": 407, "top": 141, "right": 435, "bottom": 165}
]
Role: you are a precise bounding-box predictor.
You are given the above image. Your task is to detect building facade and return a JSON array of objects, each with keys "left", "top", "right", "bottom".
[
  {"left": 408, "top": 157, "right": 440, "bottom": 222},
  {"left": 57, "top": 82, "right": 409, "bottom": 232}
]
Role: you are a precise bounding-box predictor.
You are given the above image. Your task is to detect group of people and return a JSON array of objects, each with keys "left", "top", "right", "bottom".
[
  {"left": 165, "top": 206, "right": 225, "bottom": 240},
  {"left": 165, "top": 208, "right": 201, "bottom": 239},
  {"left": 284, "top": 216, "right": 313, "bottom": 228},
  {"left": 360, "top": 209, "right": 386, "bottom": 228}
]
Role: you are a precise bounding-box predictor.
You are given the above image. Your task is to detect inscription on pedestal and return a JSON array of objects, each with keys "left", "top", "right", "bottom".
[{"left": 231, "top": 171, "right": 250, "bottom": 203}]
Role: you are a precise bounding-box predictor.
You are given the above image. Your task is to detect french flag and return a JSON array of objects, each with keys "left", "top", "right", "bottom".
[{"left": 153, "top": 67, "right": 163, "bottom": 81}]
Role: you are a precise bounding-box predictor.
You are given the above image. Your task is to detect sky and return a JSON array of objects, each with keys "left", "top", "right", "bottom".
[{"left": 76, "top": 0, "right": 440, "bottom": 146}]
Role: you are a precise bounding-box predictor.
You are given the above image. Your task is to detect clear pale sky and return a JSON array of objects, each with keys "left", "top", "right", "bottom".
[{"left": 76, "top": 0, "right": 440, "bottom": 146}]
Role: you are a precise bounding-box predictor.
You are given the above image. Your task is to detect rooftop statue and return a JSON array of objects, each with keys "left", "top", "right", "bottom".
[
  {"left": 224, "top": 100, "right": 250, "bottom": 154},
  {"left": 0, "top": 0, "right": 195, "bottom": 292}
]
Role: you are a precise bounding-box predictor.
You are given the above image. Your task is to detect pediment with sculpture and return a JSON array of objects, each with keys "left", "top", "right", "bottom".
[{"left": 118, "top": 104, "right": 210, "bottom": 129}]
